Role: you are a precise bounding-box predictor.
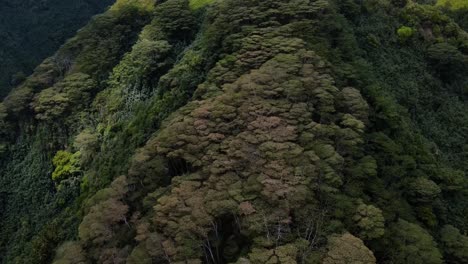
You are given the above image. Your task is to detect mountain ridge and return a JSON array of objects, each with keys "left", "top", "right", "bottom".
[
  {"left": 0, "top": 0, "right": 113, "bottom": 98},
  {"left": 0, "top": 0, "right": 467, "bottom": 263}
]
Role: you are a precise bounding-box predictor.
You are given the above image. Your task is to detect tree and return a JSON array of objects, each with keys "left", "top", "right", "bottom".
[
  {"left": 84, "top": 175, "right": 129, "bottom": 209},
  {"left": 440, "top": 225, "right": 468, "bottom": 263},
  {"left": 387, "top": 219, "right": 443, "bottom": 264},
  {"left": 31, "top": 72, "right": 96, "bottom": 121},
  {"left": 51, "top": 151, "right": 81, "bottom": 182},
  {"left": 111, "top": 0, "right": 154, "bottom": 12},
  {"left": 106, "top": 39, "right": 173, "bottom": 112},
  {"left": 79, "top": 176, "right": 129, "bottom": 245},
  {"left": 337, "top": 87, "right": 369, "bottom": 123},
  {"left": 79, "top": 198, "right": 129, "bottom": 245},
  {"left": 66, "top": 4, "right": 151, "bottom": 79},
  {"left": 406, "top": 177, "right": 441, "bottom": 203},
  {"left": 151, "top": 0, "right": 196, "bottom": 41},
  {"left": 322, "top": 233, "right": 376, "bottom": 264},
  {"left": 190, "top": 0, "right": 215, "bottom": 10},
  {"left": 437, "top": 0, "right": 468, "bottom": 10},
  {"left": 52, "top": 241, "right": 88, "bottom": 264},
  {"left": 348, "top": 156, "right": 377, "bottom": 179},
  {"left": 353, "top": 202, "right": 385, "bottom": 240},
  {"left": 58, "top": 73, "right": 96, "bottom": 105},
  {"left": 397, "top": 26, "right": 415, "bottom": 42},
  {"left": 434, "top": 167, "right": 466, "bottom": 192},
  {"left": 32, "top": 88, "right": 69, "bottom": 121},
  {"left": 74, "top": 129, "right": 100, "bottom": 166},
  {"left": 3, "top": 86, "right": 34, "bottom": 114},
  {"left": 427, "top": 43, "right": 466, "bottom": 78},
  {"left": 127, "top": 243, "right": 152, "bottom": 264}
]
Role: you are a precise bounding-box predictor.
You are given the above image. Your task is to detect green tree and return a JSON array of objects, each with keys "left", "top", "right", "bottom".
[
  {"left": 387, "top": 220, "right": 443, "bottom": 264},
  {"left": 435, "top": 167, "right": 466, "bottom": 192},
  {"left": 353, "top": 202, "right": 385, "bottom": 240},
  {"left": 427, "top": 43, "right": 466, "bottom": 78},
  {"left": 337, "top": 87, "right": 369, "bottom": 123},
  {"left": 397, "top": 26, "right": 415, "bottom": 42},
  {"left": 59, "top": 73, "right": 96, "bottom": 106},
  {"left": 406, "top": 177, "right": 441, "bottom": 203},
  {"left": 3, "top": 86, "right": 34, "bottom": 115},
  {"left": 151, "top": 0, "right": 196, "bottom": 41},
  {"left": 74, "top": 129, "right": 100, "bottom": 166},
  {"left": 32, "top": 88, "right": 69, "bottom": 121},
  {"left": 52, "top": 151, "right": 81, "bottom": 182},
  {"left": 440, "top": 225, "right": 468, "bottom": 263}
]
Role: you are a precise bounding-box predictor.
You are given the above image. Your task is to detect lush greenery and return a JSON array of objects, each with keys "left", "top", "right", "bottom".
[
  {"left": 0, "top": 0, "right": 467, "bottom": 263},
  {"left": 0, "top": 0, "right": 113, "bottom": 98},
  {"left": 438, "top": 0, "right": 468, "bottom": 9}
]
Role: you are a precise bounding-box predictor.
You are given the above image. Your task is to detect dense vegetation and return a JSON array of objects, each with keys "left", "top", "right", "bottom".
[
  {"left": 0, "top": 0, "right": 113, "bottom": 98},
  {"left": 0, "top": 0, "right": 467, "bottom": 263}
]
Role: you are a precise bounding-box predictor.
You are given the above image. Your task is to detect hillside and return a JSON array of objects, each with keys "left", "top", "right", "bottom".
[
  {"left": 0, "top": 0, "right": 113, "bottom": 98},
  {"left": 0, "top": 0, "right": 467, "bottom": 263}
]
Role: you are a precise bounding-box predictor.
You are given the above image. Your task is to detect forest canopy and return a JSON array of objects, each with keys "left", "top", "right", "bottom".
[{"left": 0, "top": 0, "right": 467, "bottom": 263}]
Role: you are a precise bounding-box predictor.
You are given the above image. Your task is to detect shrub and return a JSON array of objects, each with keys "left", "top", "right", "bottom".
[
  {"left": 397, "top": 26, "right": 415, "bottom": 42},
  {"left": 51, "top": 151, "right": 81, "bottom": 182}
]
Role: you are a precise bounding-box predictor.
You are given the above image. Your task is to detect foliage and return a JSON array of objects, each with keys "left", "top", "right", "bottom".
[
  {"left": 32, "top": 88, "right": 69, "bottom": 121},
  {"left": 1, "top": 0, "right": 468, "bottom": 263},
  {"left": 51, "top": 151, "right": 81, "bottom": 182},
  {"left": 387, "top": 219, "right": 443, "bottom": 264},
  {"left": 397, "top": 26, "right": 415, "bottom": 42},
  {"left": 352, "top": 202, "right": 385, "bottom": 240},
  {"left": 406, "top": 177, "right": 441, "bottom": 203},
  {"left": 111, "top": 0, "right": 155, "bottom": 12},
  {"left": 73, "top": 129, "right": 100, "bottom": 166},
  {"left": 32, "top": 73, "right": 97, "bottom": 119},
  {"left": 52, "top": 242, "right": 87, "bottom": 264},
  {"left": 151, "top": 0, "right": 196, "bottom": 41},
  {"left": 440, "top": 225, "right": 468, "bottom": 263},
  {"left": 190, "top": 0, "right": 215, "bottom": 10},
  {"left": 322, "top": 233, "right": 376, "bottom": 264},
  {"left": 106, "top": 39, "right": 173, "bottom": 113},
  {"left": 0, "top": 0, "right": 112, "bottom": 98},
  {"left": 437, "top": 0, "right": 468, "bottom": 9},
  {"left": 0, "top": 0, "right": 151, "bottom": 261},
  {"left": 60, "top": 3, "right": 151, "bottom": 80},
  {"left": 427, "top": 42, "right": 466, "bottom": 75}
]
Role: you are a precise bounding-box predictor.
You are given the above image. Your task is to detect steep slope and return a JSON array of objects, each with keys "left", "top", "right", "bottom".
[
  {"left": 0, "top": 0, "right": 467, "bottom": 263},
  {"left": 0, "top": 0, "right": 113, "bottom": 97},
  {"left": 0, "top": 0, "right": 151, "bottom": 261}
]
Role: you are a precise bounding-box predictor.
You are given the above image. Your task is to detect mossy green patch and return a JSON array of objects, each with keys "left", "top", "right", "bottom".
[
  {"left": 190, "top": 0, "right": 214, "bottom": 10},
  {"left": 437, "top": 0, "right": 468, "bottom": 9}
]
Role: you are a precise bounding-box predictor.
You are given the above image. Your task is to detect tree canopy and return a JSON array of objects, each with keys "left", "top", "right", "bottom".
[{"left": 0, "top": 0, "right": 467, "bottom": 263}]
